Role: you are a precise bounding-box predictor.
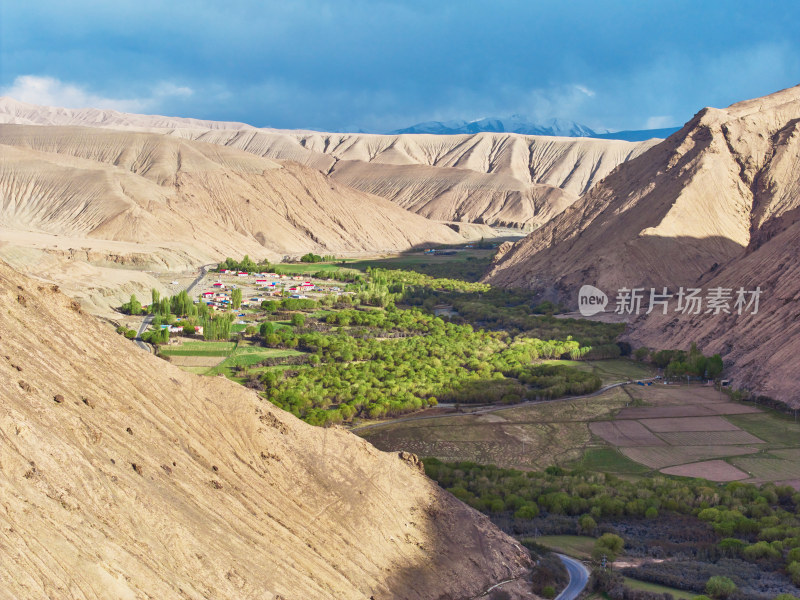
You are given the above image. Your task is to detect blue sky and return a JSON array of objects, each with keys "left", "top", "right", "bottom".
[{"left": 2, "top": 1, "right": 799, "bottom": 132}]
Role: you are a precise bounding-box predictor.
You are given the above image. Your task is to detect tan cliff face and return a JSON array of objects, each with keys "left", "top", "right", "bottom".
[
  {"left": 0, "top": 124, "right": 464, "bottom": 259},
  {"left": 0, "top": 124, "right": 469, "bottom": 312},
  {"left": 485, "top": 84, "right": 800, "bottom": 407},
  {"left": 173, "top": 129, "right": 657, "bottom": 230},
  {"left": 0, "top": 97, "right": 658, "bottom": 230},
  {"left": 0, "top": 259, "right": 532, "bottom": 599}
]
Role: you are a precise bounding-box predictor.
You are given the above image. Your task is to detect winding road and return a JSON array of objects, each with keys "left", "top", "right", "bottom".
[
  {"left": 134, "top": 314, "right": 154, "bottom": 352},
  {"left": 555, "top": 553, "right": 590, "bottom": 600}
]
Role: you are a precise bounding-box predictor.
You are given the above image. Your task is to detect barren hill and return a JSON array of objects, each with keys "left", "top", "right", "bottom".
[
  {"left": 0, "top": 124, "right": 463, "bottom": 256},
  {"left": 0, "top": 98, "right": 658, "bottom": 229},
  {"left": 0, "top": 124, "right": 468, "bottom": 310},
  {"left": 0, "top": 259, "right": 532, "bottom": 598},
  {"left": 178, "top": 129, "right": 657, "bottom": 229},
  {"left": 485, "top": 84, "right": 800, "bottom": 406}
]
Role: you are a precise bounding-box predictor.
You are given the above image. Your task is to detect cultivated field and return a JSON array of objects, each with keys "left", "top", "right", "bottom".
[
  {"left": 620, "top": 445, "right": 759, "bottom": 469},
  {"left": 656, "top": 430, "right": 764, "bottom": 445},
  {"left": 360, "top": 388, "right": 630, "bottom": 469},
  {"left": 729, "top": 454, "right": 800, "bottom": 483},
  {"left": 637, "top": 416, "right": 740, "bottom": 432},
  {"left": 589, "top": 420, "right": 665, "bottom": 446},
  {"left": 660, "top": 460, "right": 749, "bottom": 481},
  {"left": 160, "top": 339, "right": 303, "bottom": 376},
  {"left": 359, "top": 377, "right": 800, "bottom": 485},
  {"left": 541, "top": 358, "right": 655, "bottom": 386}
]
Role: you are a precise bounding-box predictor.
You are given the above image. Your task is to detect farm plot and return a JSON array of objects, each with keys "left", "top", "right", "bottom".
[
  {"left": 165, "top": 355, "right": 226, "bottom": 368},
  {"left": 208, "top": 347, "right": 304, "bottom": 375},
  {"left": 703, "top": 403, "right": 762, "bottom": 415},
  {"left": 615, "top": 404, "right": 717, "bottom": 419},
  {"left": 160, "top": 342, "right": 235, "bottom": 356},
  {"left": 728, "top": 413, "right": 800, "bottom": 446},
  {"left": 624, "top": 385, "right": 729, "bottom": 405},
  {"left": 621, "top": 445, "right": 759, "bottom": 469},
  {"left": 638, "top": 416, "right": 739, "bottom": 432},
  {"left": 660, "top": 460, "right": 749, "bottom": 482},
  {"left": 729, "top": 455, "right": 800, "bottom": 482},
  {"left": 655, "top": 430, "right": 764, "bottom": 446},
  {"left": 362, "top": 417, "right": 599, "bottom": 470},
  {"left": 590, "top": 420, "right": 666, "bottom": 446},
  {"left": 160, "top": 341, "right": 235, "bottom": 373},
  {"left": 541, "top": 358, "right": 655, "bottom": 386}
]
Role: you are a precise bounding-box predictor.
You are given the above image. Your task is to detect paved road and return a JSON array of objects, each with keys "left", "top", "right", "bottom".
[
  {"left": 350, "top": 378, "right": 657, "bottom": 432},
  {"left": 134, "top": 314, "right": 154, "bottom": 352},
  {"left": 133, "top": 263, "right": 213, "bottom": 353},
  {"left": 555, "top": 553, "right": 590, "bottom": 600},
  {"left": 186, "top": 264, "right": 215, "bottom": 296}
]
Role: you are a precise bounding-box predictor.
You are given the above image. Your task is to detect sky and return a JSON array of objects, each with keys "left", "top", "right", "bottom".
[{"left": 2, "top": 1, "right": 799, "bottom": 133}]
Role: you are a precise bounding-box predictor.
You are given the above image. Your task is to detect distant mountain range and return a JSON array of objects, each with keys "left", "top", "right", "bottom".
[{"left": 389, "top": 115, "right": 679, "bottom": 141}]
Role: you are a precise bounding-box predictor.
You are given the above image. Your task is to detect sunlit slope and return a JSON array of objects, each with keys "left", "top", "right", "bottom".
[
  {"left": 486, "top": 84, "right": 800, "bottom": 406},
  {"left": 0, "top": 124, "right": 465, "bottom": 259},
  {"left": 0, "top": 97, "right": 657, "bottom": 229},
  {"left": 0, "top": 260, "right": 531, "bottom": 598}
]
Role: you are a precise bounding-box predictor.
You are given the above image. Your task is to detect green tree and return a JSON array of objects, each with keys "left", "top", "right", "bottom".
[
  {"left": 788, "top": 562, "right": 800, "bottom": 586},
  {"left": 126, "top": 294, "right": 142, "bottom": 316},
  {"left": 261, "top": 300, "right": 279, "bottom": 312},
  {"left": 151, "top": 288, "right": 160, "bottom": 308},
  {"left": 291, "top": 313, "right": 306, "bottom": 327},
  {"left": 232, "top": 287, "right": 243, "bottom": 309},
  {"left": 579, "top": 514, "right": 597, "bottom": 534},
  {"left": 592, "top": 533, "right": 624, "bottom": 562},
  {"left": 705, "top": 575, "right": 736, "bottom": 599},
  {"left": 707, "top": 354, "right": 724, "bottom": 379},
  {"left": 513, "top": 503, "right": 539, "bottom": 519}
]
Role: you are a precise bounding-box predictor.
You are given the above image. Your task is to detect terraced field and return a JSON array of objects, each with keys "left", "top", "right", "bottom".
[{"left": 361, "top": 379, "right": 800, "bottom": 486}]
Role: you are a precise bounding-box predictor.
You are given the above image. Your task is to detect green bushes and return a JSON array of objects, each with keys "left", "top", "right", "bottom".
[
  {"left": 649, "top": 343, "right": 724, "bottom": 380},
  {"left": 705, "top": 575, "right": 737, "bottom": 598},
  {"left": 120, "top": 294, "right": 142, "bottom": 315},
  {"left": 261, "top": 309, "right": 592, "bottom": 422},
  {"left": 510, "top": 364, "right": 602, "bottom": 399},
  {"left": 592, "top": 533, "right": 624, "bottom": 561},
  {"left": 300, "top": 253, "right": 334, "bottom": 263},
  {"left": 216, "top": 255, "right": 269, "bottom": 273},
  {"left": 422, "top": 458, "right": 800, "bottom": 581}
]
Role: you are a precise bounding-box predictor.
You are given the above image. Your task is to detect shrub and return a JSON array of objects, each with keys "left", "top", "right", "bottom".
[
  {"left": 593, "top": 533, "right": 624, "bottom": 562},
  {"left": 704, "top": 575, "right": 736, "bottom": 599}
]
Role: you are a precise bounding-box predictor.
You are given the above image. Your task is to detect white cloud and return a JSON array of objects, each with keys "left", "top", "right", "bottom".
[
  {"left": 1, "top": 75, "right": 193, "bottom": 111},
  {"left": 574, "top": 84, "right": 596, "bottom": 97},
  {"left": 645, "top": 115, "right": 675, "bottom": 129},
  {"left": 153, "top": 81, "right": 194, "bottom": 98}
]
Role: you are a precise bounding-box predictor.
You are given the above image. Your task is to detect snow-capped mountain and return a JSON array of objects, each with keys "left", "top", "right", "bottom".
[{"left": 389, "top": 115, "right": 604, "bottom": 137}]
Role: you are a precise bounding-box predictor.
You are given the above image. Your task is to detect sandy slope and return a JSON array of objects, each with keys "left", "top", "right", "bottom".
[
  {"left": 0, "top": 124, "right": 472, "bottom": 309},
  {"left": 0, "top": 124, "right": 463, "bottom": 257},
  {"left": 486, "top": 84, "right": 800, "bottom": 406},
  {"left": 0, "top": 97, "right": 657, "bottom": 229},
  {"left": 178, "top": 128, "right": 656, "bottom": 228},
  {"left": 0, "top": 260, "right": 532, "bottom": 599}
]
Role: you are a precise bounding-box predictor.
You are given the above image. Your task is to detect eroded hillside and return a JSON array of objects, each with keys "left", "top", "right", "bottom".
[
  {"left": 0, "top": 260, "right": 532, "bottom": 598},
  {"left": 0, "top": 98, "right": 658, "bottom": 229},
  {"left": 485, "top": 84, "right": 800, "bottom": 406}
]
